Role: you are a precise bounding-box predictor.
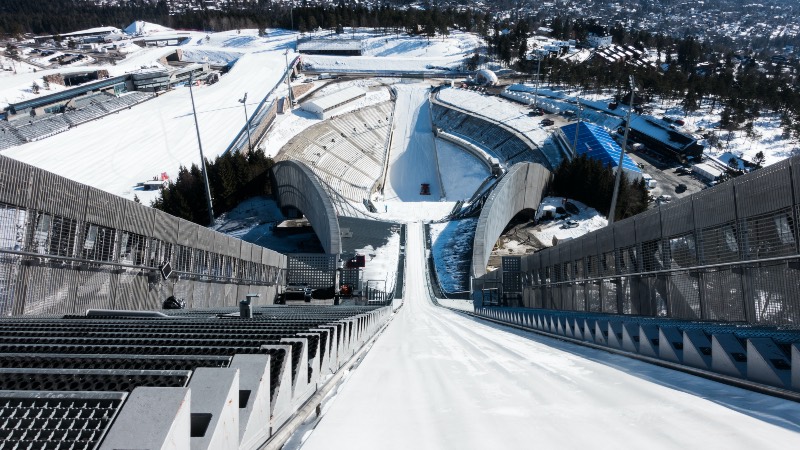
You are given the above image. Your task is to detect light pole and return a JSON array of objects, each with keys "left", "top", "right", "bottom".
[
  {"left": 188, "top": 72, "right": 215, "bottom": 226},
  {"left": 572, "top": 104, "right": 583, "bottom": 155},
  {"left": 285, "top": 50, "right": 294, "bottom": 107},
  {"left": 238, "top": 93, "right": 252, "bottom": 152},
  {"left": 533, "top": 55, "right": 542, "bottom": 109},
  {"left": 608, "top": 76, "right": 636, "bottom": 225}
]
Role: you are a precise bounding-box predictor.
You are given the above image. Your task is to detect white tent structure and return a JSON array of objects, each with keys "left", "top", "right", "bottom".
[
  {"left": 475, "top": 68, "right": 498, "bottom": 86},
  {"left": 123, "top": 21, "right": 174, "bottom": 36},
  {"left": 301, "top": 86, "right": 367, "bottom": 119}
]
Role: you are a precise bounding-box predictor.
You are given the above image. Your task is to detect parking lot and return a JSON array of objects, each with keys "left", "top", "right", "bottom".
[{"left": 626, "top": 151, "right": 708, "bottom": 205}]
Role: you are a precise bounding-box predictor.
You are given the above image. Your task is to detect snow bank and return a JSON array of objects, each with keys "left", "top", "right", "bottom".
[
  {"left": 531, "top": 197, "right": 607, "bottom": 247},
  {"left": 430, "top": 218, "right": 477, "bottom": 293}
]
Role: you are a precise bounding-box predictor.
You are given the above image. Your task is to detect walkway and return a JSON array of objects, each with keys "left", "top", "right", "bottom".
[{"left": 299, "top": 223, "right": 800, "bottom": 449}]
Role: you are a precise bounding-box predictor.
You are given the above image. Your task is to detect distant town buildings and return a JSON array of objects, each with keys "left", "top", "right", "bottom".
[{"left": 587, "top": 33, "right": 612, "bottom": 49}]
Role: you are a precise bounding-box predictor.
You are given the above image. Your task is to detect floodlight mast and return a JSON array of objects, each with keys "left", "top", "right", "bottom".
[
  {"left": 285, "top": 50, "right": 295, "bottom": 107},
  {"left": 188, "top": 72, "right": 215, "bottom": 226},
  {"left": 572, "top": 104, "right": 583, "bottom": 155},
  {"left": 608, "top": 75, "right": 636, "bottom": 225},
  {"left": 239, "top": 93, "right": 252, "bottom": 152},
  {"left": 533, "top": 56, "right": 542, "bottom": 109}
]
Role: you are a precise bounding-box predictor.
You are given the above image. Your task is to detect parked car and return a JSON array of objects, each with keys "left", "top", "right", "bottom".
[
  {"left": 283, "top": 284, "right": 312, "bottom": 302},
  {"left": 676, "top": 183, "right": 688, "bottom": 193},
  {"left": 540, "top": 118, "right": 554, "bottom": 126},
  {"left": 561, "top": 219, "right": 579, "bottom": 229}
]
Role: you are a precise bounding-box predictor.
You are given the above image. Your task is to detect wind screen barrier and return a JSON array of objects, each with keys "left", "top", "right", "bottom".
[
  {"left": 0, "top": 156, "right": 286, "bottom": 316},
  {"left": 513, "top": 157, "right": 800, "bottom": 327}
]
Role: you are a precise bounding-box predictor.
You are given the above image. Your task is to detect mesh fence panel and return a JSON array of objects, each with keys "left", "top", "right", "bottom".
[
  {"left": 551, "top": 283, "right": 562, "bottom": 309},
  {"left": 533, "top": 288, "right": 543, "bottom": 309},
  {"left": 561, "top": 284, "right": 574, "bottom": 310},
  {"left": 749, "top": 262, "right": 800, "bottom": 327},
  {"left": 517, "top": 158, "right": 800, "bottom": 327},
  {"left": 574, "top": 285, "right": 586, "bottom": 311},
  {"left": 667, "top": 233, "right": 698, "bottom": 269},
  {"left": 586, "top": 283, "right": 601, "bottom": 312},
  {"left": 699, "top": 223, "right": 740, "bottom": 264},
  {"left": 619, "top": 276, "right": 633, "bottom": 314},
  {"left": 617, "top": 245, "right": 638, "bottom": 274},
  {"left": 668, "top": 272, "right": 701, "bottom": 320},
  {"left": 601, "top": 252, "right": 615, "bottom": 276},
  {"left": 602, "top": 280, "right": 618, "bottom": 314},
  {"left": 22, "top": 266, "right": 75, "bottom": 316},
  {"left": 740, "top": 208, "right": 797, "bottom": 260},
  {"left": 640, "top": 239, "right": 664, "bottom": 272},
  {"left": 702, "top": 269, "right": 746, "bottom": 322}
]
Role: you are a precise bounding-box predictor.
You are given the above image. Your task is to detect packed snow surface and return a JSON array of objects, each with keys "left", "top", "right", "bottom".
[
  {"left": 383, "top": 84, "right": 442, "bottom": 201},
  {"left": 299, "top": 223, "right": 800, "bottom": 450},
  {"left": 435, "top": 138, "right": 490, "bottom": 200}
]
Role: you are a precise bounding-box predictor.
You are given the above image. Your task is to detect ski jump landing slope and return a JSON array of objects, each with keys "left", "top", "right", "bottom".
[
  {"left": 383, "top": 85, "right": 442, "bottom": 201},
  {"left": 300, "top": 223, "right": 800, "bottom": 450}
]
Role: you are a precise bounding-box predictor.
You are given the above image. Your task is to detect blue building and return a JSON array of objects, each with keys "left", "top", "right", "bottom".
[{"left": 555, "top": 121, "right": 642, "bottom": 180}]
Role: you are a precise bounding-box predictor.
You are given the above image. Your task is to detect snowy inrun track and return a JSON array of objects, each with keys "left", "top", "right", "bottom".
[
  {"left": 383, "top": 84, "right": 442, "bottom": 201},
  {"left": 298, "top": 223, "right": 800, "bottom": 450}
]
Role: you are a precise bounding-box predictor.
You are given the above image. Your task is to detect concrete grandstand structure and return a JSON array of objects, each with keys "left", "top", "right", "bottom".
[
  {"left": 272, "top": 160, "right": 343, "bottom": 256},
  {"left": 277, "top": 101, "right": 393, "bottom": 203},
  {"left": 4, "top": 75, "right": 131, "bottom": 120},
  {"left": 471, "top": 163, "right": 551, "bottom": 278},
  {"left": 431, "top": 86, "right": 567, "bottom": 170}
]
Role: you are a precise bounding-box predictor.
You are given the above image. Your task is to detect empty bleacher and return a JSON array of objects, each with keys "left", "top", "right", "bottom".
[
  {"left": 63, "top": 104, "right": 107, "bottom": 126},
  {"left": 276, "top": 101, "right": 394, "bottom": 203},
  {"left": 0, "top": 124, "right": 25, "bottom": 150},
  {"left": 0, "top": 305, "right": 391, "bottom": 449},
  {"left": 14, "top": 116, "right": 70, "bottom": 142},
  {"left": 431, "top": 103, "right": 549, "bottom": 167},
  {"left": 0, "top": 92, "right": 155, "bottom": 149}
]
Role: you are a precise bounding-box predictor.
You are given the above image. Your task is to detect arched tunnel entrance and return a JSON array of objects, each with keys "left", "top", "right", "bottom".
[
  {"left": 471, "top": 163, "right": 551, "bottom": 279},
  {"left": 486, "top": 207, "right": 538, "bottom": 272},
  {"left": 271, "top": 160, "right": 342, "bottom": 256}
]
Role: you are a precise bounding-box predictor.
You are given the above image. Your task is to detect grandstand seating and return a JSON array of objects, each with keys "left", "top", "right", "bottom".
[
  {"left": 0, "top": 125, "right": 25, "bottom": 150},
  {"left": 276, "top": 101, "right": 394, "bottom": 203},
  {"left": 70, "top": 93, "right": 115, "bottom": 109},
  {"left": 0, "top": 92, "right": 155, "bottom": 148},
  {"left": 14, "top": 116, "right": 69, "bottom": 142},
  {"left": 0, "top": 305, "right": 391, "bottom": 449},
  {"left": 431, "top": 103, "right": 548, "bottom": 167}
]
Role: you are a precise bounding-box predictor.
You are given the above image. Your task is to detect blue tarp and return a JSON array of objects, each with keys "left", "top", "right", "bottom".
[{"left": 560, "top": 121, "right": 641, "bottom": 174}]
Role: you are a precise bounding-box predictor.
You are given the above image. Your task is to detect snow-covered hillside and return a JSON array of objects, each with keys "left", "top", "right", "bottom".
[{"left": 0, "top": 26, "right": 485, "bottom": 206}]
